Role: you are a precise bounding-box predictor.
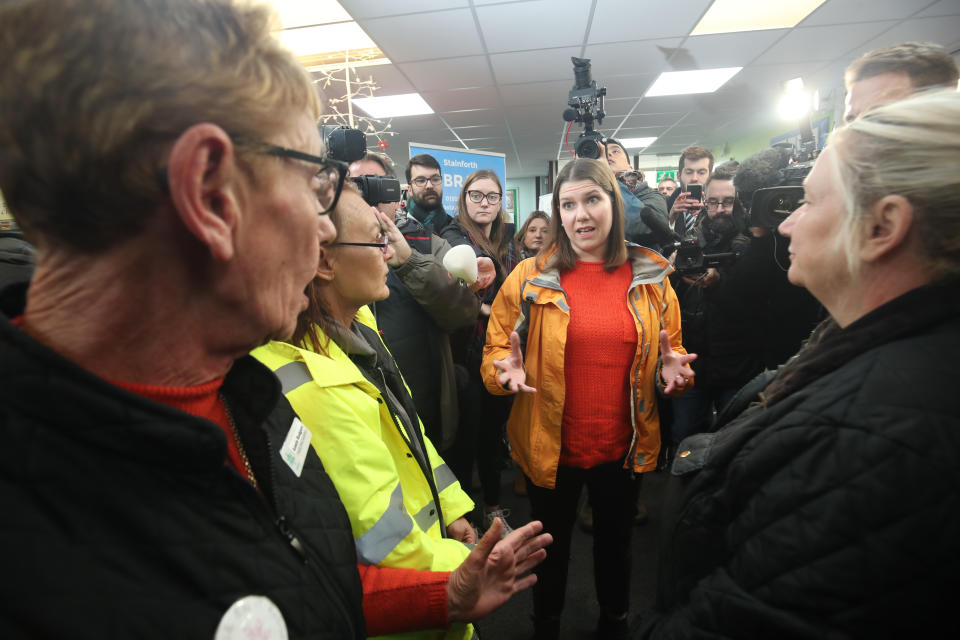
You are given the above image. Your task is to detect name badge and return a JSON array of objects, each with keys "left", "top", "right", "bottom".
[{"left": 279, "top": 418, "right": 312, "bottom": 477}]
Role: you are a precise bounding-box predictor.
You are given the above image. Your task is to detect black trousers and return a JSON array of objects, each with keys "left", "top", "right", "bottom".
[
  {"left": 446, "top": 373, "right": 512, "bottom": 507},
  {"left": 526, "top": 461, "right": 639, "bottom": 628}
]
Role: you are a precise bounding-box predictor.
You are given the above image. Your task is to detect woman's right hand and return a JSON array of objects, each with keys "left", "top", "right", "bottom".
[{"left": 492, "top": 331, "right": 537, "bottom": 394}]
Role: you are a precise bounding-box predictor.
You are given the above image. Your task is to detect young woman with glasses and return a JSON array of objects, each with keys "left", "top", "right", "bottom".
[{"left": 442, "top": 169, "right": 521, "bottom": 537}]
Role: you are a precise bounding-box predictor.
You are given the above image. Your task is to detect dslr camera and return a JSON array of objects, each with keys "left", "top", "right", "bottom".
[
  {"left": 320, "top": 125, "right": 401, "bottom": 206},
  {"left": 562, "top": 57, "right": 607, "bottom": 159}
]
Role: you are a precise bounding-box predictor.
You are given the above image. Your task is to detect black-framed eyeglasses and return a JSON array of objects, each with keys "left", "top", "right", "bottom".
[
  {"left": 705, "top": 197, "right": 736, "bottom": 209},
  {"left": 333, "top": 231, "right": 389, "bottom": 253},
  {"left": 466, "top": 190, "right": 502, "bottom": 205},
  {"left": 411, "top": 175, "right": 442, "bottom": 187},
  {"left": 253, "top": 143, "right": 348, "bottom": 215},
  {"left": 157, "top": 136, "right": 348, "bottom": 215}
]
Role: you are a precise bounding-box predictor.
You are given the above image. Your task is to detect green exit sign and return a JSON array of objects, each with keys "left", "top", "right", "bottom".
[{"left": 656, "top": 170, "right": 677, "bottom": 183}]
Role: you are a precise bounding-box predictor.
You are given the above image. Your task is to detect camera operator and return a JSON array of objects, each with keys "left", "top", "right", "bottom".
[
  {"left": 348, "top": 152, "right": 489, "bottom": 450},
  {"left": 666, "top": 145, "right": 714, "bottom": 236},
  {"left": 667, "top": 169, "right": 758, "bottom": 453},
  {"left": 574, "top": 140, "right": 674, "bottom": 252}
]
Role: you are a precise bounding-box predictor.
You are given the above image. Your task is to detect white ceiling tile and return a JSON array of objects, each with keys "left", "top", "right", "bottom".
[
  {"left": 589, "top": 0, "right": 713, "bottom": 43},
  {"left": 915, "top": 0, "right": 960, "bottom": 17},
  {"left": 802, "top": 0, "right": 932, "bottom": 26},
  {"left": 680, "top": 30, "right": 790, "bottom": 69},
  {"left": 340, "top": 0, "right": 469, "bottom": 20},
  {"left": 398, "top": 56, "right": 495, "bottom": 92},
  {"left": 759, "top": 21, "right": 899, "bottom": 65},
  {"left": 476, "top": 0, "right": 592, "bottom": 53},
  {"left": 583, "top": 38, "right": 685, "bottom": 78},
  {"left": 437, "top": 108, "right": 505, "bottom": 126},
  {"left": 362, "top": 9, "right": 484, "bottom": 62},
  {"left": 489, "top": 46, "right": 581, "bottom": 84},
  {"left": 422, "top": 87, "right": 502, "bottom": 112},
  {"left": 498, "top": 80, "right": 571, "bottom": 107},
  {"left": 849, "top": 16, "right": 960, "bottom": 59},
  {"left": 601, "top": 74, "right": 658, "bottom": 100}
]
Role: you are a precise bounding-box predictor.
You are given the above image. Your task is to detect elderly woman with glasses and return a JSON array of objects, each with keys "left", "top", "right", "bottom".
[
  {"left": 252, "top": 184, "right": 512, "bottom": 640},
  {"left": 635, "top": 89, "right": 960, "bottom": 638}
]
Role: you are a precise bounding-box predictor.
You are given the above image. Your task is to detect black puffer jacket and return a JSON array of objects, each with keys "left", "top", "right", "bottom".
[
  {"left": 0, "top": 295, "right": 365, "bottom": 638},
  {"left": 640, "top": 278, "right": 960, "bottom": 639}
]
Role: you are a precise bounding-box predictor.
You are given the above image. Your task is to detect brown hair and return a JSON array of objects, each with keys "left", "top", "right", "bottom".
[
  {"left": 541, "top": 159, "right": 627, "bottom": 272},
  {"left": 455, "top": 169, "right": 512, "bottom": 269},
  {"left": 0, "top": 0, "right": 319, "bottom": 252},
  {"left": 290, "top": 182, "right": 360, "bottom": 353},
  {"left": 845, "top": 42, "right": 959, "bottom": 91},
  {"left": 514, "top": 210, "right": 550, "bottom": 254},
  {"left": 678, "top": 145, "right": 715, "bottom": 174}
]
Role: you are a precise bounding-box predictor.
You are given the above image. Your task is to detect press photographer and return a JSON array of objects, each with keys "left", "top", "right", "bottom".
[{"left": 667, "top": 169, "right": 759, "bottom": 456}]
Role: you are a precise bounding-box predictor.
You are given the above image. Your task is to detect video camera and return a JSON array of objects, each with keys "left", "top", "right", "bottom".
[
  {"left": 735, "top": 141, "right": 817, "bottom": 229},
  {"left": 561, "top": 57, "right": 607, "bottom": 159},
  {"left": 320, "top": 124, "right": 401, "bottom": 207},
  {"left": 668, "top": 237, "right": 743, "bottom": 276}
]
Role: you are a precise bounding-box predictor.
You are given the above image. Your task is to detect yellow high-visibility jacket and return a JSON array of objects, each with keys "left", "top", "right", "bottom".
[{"left": 252, "top": 306, "right": 475, "bottom": 640}]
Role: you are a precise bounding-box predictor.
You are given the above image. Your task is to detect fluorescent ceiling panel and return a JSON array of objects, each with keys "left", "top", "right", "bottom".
[
  {"left": 645, "top": 68, "right": 742, "bottom": 97},
  {"left": 275, "top": 22, "right": 375, "bottom": 57},
  {"left": 353, "top": 93, "right": 435, "bottom": 118},
  {"left": 269, "top": 0, "right": 352, "bottom": 29},
  {"left": 619, "top": 137, "right": 658, "bottom": 149},
  {"left": 691, "top": 0, "right": 828, "bottom": 35}
]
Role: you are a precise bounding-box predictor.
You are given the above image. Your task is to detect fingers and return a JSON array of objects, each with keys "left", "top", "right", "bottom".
[
  {"left": 509, "top": 331, "right": 523, "bottom": 357},
  {"left": 512, "top": 572, "right": 539, "bottom": 593},
  {"left": 658, "top": 330, "right": 671, "bottom": 354},
  {"left": 479, "top": 517, "right": 502, "bottom": 550},
  {"left": 502, "top": 520, "right": 544, "bottom": 549},
  {"left": 515, "top": 548, "right": 549, "bottom": 576},
  {"left": 518, "top": 383, "right": 538, "bottom": 393}
]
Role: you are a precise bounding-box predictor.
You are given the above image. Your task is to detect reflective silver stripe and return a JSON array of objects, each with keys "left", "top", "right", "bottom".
[
  {"left": 433, "top": 463, "right": 458, "bottom": 492},
  {"left": 355, "top": 483, "right": 413, "bottom": 565},
  {"left": 274, "top": 361, "right": 313, "bottom": 395},
  {"left": 413, "top": 499, "right": 440, "bottom": 532}
]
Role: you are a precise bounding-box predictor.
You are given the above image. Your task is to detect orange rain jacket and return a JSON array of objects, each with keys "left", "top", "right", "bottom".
[{"left": 481, "top": 245, "right": 688, "bottom": 489}]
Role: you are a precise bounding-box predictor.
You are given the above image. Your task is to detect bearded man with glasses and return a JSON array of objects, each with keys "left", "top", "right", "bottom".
[{"left": 405, "top": 154, "right": 462, "bottom": 246}]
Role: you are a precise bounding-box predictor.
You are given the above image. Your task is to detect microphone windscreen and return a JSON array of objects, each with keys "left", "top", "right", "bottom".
[
  {"left": 442, "top": 244, "right": 478, "bottom": 284},
  {"left": 734, "top": 148, "right": 788, "bottom": 195},
  {"left": 562, "top": 108, "right": 579, "bottom": 122}
]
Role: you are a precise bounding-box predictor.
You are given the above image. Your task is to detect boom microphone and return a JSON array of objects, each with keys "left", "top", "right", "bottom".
[{"left": 734, "top": 147, "right": 790, "bottom": 195}]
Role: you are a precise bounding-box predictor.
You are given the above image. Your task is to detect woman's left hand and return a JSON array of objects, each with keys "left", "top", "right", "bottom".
[
  {"left": 447, "top": 517, "right": 478, "bottom": 545},
  {"left": 659, "top": 329, "right": 697, "bottom": 393}
]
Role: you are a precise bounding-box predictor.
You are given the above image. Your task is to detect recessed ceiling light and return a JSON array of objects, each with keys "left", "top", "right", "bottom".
[
  {"left": 645, "top": 68, "right": 742, "bottom": 97},
  {"left": 269, "top": 0, "right": 352, "bottom": 29},
  {"left": 274, "top": 22, "right": 375, "bottom": 57},
  {"left": 618, "top": 137, "right": 658, "bottom": 149},
  {"left": 353, "top": 93, "right": 435, "bottom": 118},
  {"left": 690, "top": 0, "right": 828, "bottom": 36}
]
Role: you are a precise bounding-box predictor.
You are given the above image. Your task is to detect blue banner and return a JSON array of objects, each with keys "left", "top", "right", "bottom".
[{"left": 408, "top": 142, "right": 506, "bottom": 217}]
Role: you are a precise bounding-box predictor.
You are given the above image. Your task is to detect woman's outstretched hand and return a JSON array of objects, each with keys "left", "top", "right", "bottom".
[
  {"left": 492, "top": 331, "right": 537, "bottom": 394},
  {"left": 659, "top": 329, "right": 697, "bottom": 394}
]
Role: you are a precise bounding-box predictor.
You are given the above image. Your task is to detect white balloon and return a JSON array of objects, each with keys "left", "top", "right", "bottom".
[{"left": 442, "top": 244, "right": 478, "bottom": 284}]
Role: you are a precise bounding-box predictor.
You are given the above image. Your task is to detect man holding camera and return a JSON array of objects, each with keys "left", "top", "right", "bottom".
[
  {"left": 666, "top": 145, "right": 714, "bottom": 236},
  {"left": 348, "top": 153, "right": 484, "bottom": 450},
  {"left": 668, "top": 170, "right": 760, "bottom": 454},
  {"left": 601, "top": 138, "right": 668, "bottom": 223}
]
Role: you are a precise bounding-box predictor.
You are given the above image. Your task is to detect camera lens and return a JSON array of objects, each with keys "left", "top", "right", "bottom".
[{"left": 575, "top": 137, "right": 602, "bottom": 159}]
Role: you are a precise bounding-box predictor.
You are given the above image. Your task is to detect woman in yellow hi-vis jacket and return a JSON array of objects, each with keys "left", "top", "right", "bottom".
[{"left": 253, "top": 185, "right": 494, "bottom": 640}]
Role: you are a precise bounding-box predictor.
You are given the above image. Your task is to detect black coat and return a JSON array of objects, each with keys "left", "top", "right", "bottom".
[
  {"left": 0, "top": 294, "right": 365, "bottom": 638},
  {"left": 641, "top": 278, "right": 960, "bottom": 638}
]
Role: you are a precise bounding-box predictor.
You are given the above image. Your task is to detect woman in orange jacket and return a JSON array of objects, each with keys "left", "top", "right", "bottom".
[{"left": 481, "top": 158, "right": 695, "bottom": 639}]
